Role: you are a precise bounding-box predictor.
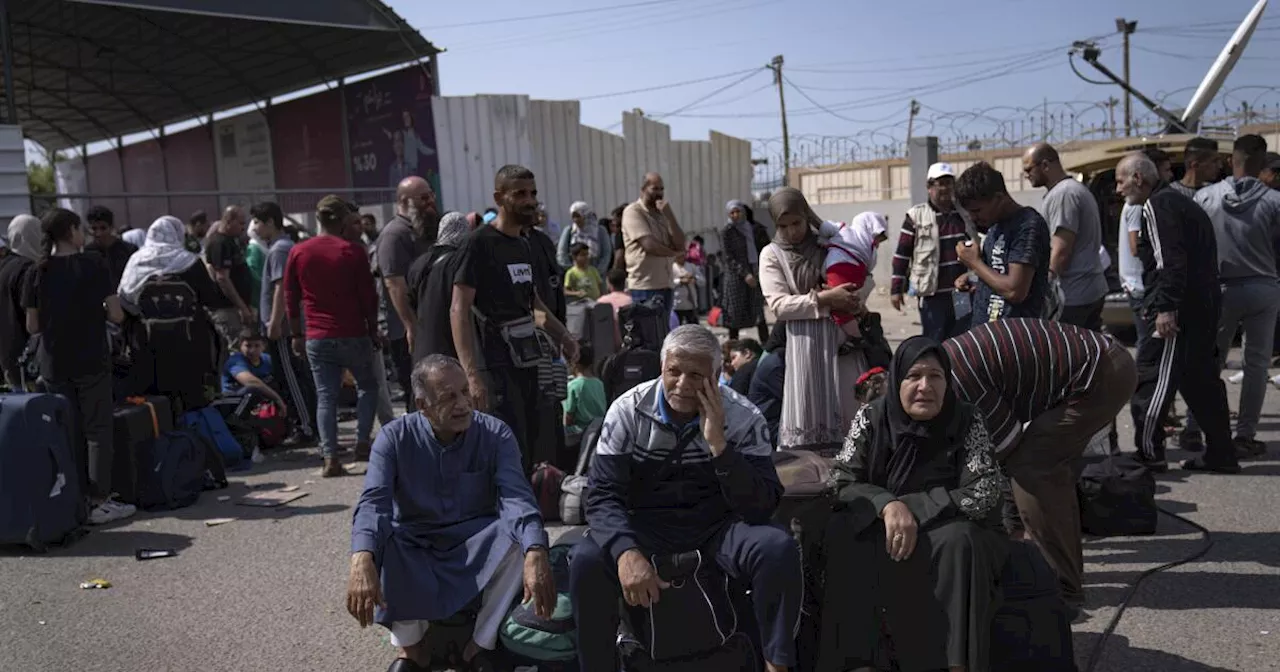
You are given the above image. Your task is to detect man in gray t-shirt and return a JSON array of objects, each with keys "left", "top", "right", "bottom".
[{"left": 1023, "top": 143, "right": 1108, "bottom": 329}]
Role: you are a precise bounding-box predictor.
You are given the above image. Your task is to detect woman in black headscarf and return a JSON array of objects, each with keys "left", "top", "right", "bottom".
[{"left": 818, "top": 336, "right": 1008, "bottom": 672}]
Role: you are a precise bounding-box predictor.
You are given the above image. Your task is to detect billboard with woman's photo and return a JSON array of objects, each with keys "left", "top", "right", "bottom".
[{"left": 345, "top": 65, "right": 441, "bottom": 202}]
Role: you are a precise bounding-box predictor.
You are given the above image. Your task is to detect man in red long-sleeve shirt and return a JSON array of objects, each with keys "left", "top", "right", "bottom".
[{"left": 284, "top": 195, "right": 383, "bottom": 477}]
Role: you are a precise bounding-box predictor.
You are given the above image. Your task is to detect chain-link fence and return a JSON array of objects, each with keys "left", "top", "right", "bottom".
[{"left": 35, "top": 188, "right": 398, "bottom": 232}]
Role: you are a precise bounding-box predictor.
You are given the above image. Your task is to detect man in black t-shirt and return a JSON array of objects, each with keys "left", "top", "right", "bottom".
[
  {"left": 186, "top": 210, "right": 210, "bottom": 254},
  {"left": 452, "top": 165, "right": 579, "bottom": 473},
  {"left": 206, "top": 205, "right": 255, "bottom": 352},
  {"left": 84, "top": 205, "right": 137, "bottom": 288},
  {"left": 21, "top": 208, "right": 132, "bottom": 525},
  {"left": 0, "top": 235, "right": 32, "bottom": 388}
]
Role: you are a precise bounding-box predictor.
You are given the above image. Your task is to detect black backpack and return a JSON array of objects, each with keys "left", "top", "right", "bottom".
[
  {"left": 1078, "top": 454, "right": 1158, "bottom": 537},
  {"left": 618, "top": 300, "right": 669, "bottom": 351},
  {"left": 136, "top": 275, "right": 200, "bottom": 340},
  {"left": 600, "top": 347, "right": 661, "bottom": 403}
]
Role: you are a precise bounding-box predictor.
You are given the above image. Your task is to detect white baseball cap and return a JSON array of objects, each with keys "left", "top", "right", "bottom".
[{"left": 927, "top": 162, "right": 956, "bottom": 181}]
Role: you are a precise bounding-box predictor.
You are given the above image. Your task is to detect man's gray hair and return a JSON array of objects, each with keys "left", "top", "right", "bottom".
[
  {"left": 660, "top": 324, "right": 723, "bottom": 373},
  {"left": 1117, "top": 152, "right": 1159, "bottom": 184},
  {"left": 411, "top": 354, "right": 465, "bottom": 401}
]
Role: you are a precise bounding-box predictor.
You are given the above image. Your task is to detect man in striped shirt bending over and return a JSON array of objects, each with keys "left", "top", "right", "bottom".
[{"left": 942, "top": 318, "right": 1136, "bottom": 609}]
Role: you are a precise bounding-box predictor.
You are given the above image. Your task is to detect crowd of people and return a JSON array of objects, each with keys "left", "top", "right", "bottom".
[{"left": 3, "top": 132, "right": 1278, "bottom": 671}]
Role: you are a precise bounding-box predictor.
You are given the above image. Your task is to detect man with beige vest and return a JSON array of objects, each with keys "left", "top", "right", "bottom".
[
  {"left": 889, "top": 162, "right": 978, "bottom": 340},
  {"left": 621, "top": 172, "right": 686, "bottom": 323}
]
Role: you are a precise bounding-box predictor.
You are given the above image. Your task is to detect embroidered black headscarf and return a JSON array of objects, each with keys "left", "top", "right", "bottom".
[{"left": 871, "top": 335, "right": 970, "bottom": 494}]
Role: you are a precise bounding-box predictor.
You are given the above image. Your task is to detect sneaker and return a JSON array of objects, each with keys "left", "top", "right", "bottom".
[
  {"left": 1271, "top": 374, "right": 1280, "bottom": 390},
  {"left": 88, "top": 497, "right": 137, "bottom": 525},
  {"left": 1234, "top": 436, "right": 1267, "bottom": 458},
  {"left": 1228, "top": 371, "right": 1244, "bottom": 384}
]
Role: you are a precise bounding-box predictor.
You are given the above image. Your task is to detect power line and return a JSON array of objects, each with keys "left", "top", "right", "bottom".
[
  {"left": 665, "top": 47, "right": 1065, "bottom": 119},
  {"left": 782, "top": 76, "right": 904, "bottom": 124},
  {"left": 423, "top": 0, "right": 683, "bottom": 29},
  {"left": 444, "top": 0, "right": 777, "bottom": 54},
  {"left": 576, "top": 68, "right": 764, "bottom": 101},
  {"left": 651, "top": 68, "right": 768, "bottom": 120}
]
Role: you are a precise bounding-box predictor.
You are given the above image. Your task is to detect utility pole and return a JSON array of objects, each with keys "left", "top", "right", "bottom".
[
  {"left": 1116, "top": 18, "right": 1137, "bottom": 136},
  {"left": 1107, "top": 97, "right": 1118, "bottom": 138},
  {"left": 905, "top": 99, "right": 921, "bottom": 149},
  {"left": 770, "top": 55, "right": 790, "bottom": 187}
]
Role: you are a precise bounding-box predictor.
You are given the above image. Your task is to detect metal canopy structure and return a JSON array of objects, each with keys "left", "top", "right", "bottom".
[{"left": 0, "top": 0, "right": 438, "bottom": 150}]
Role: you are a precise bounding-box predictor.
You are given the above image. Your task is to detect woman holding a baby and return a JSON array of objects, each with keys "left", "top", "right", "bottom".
[{"left": 759, "top": 187, "right": 891, "bottom": 453}]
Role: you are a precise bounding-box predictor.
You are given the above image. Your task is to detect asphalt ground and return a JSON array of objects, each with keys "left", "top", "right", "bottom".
[{"left": 2, "top": 301, "right": 1278, "bottom": 671}]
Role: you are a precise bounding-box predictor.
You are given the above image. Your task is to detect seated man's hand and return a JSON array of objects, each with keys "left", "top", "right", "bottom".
[
  {"left": 346, "top": 551, "right": 385, "bottom": 628},
  {"left": 523, "top": 547, "right": 556, "bottom": 620},
  {"left": 618, "top": 549, "right": 669, "bottom": 608}
]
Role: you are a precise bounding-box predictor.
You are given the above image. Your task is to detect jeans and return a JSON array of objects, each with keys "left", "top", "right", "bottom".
[
  {"left": 1185, "top": 279, "right": 1280, "bottom": 440},
  {"left": 629, "top": 288, "right": 673, "bottom": 323},
  {"left": 919, "top": 292, "right": 970, "bottom": 341},
  {"left": 371, "top": 350, "right": 397, "bottom": 427},
  {"left": 43, "top": 370, "right": 113, "bottom": 499},
  {"left": 305, "top": 337, "right": 381, "bottom": 458}
]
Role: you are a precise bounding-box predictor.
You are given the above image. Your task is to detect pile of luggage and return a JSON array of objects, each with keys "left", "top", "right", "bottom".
[{"left": 0, "top": 390, "right": 239, "bottom": 553}]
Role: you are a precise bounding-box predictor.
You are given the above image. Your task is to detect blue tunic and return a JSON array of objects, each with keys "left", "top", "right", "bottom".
[{"left": 351, "top": 411, "right": 548, "bottom": 624}]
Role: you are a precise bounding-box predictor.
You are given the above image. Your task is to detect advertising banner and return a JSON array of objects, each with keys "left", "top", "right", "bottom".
[
  {"left": 345, "top": 65, "right": 441, "bottom": 203},
  {"left": 214, "top": 110, "right": 276, "bottom": 208}
]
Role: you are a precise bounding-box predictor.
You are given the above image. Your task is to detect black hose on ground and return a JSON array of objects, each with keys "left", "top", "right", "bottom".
[{"left": 1081, "top": 506, "right": 1214, "bottom": 672}]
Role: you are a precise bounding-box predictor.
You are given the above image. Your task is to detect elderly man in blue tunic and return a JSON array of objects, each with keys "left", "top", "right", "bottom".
[
  {"left": 569, "top": 324, "right": 803, "bottom": 672},
  {"left": 346, "top": 355, "right": 556, "bottom": 672}
]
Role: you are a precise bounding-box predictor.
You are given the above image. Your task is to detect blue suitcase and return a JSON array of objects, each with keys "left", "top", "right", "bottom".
[{"left": 0, "top": 393, "right": 85, "bottom": 551}]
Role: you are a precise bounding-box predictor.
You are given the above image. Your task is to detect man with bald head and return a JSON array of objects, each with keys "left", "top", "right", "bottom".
[
  {"left": 1023, "top": 143, "right": 1107, "bottom": 329},
  {"left": 206, "top": 204, "right": 257, "bottom": 352},
  {"left": 377, "top": 175, "right": 440, "bottom": 414},
  {"left": 621, "top": 172, "right": 686, "bottom": 321},
  {"left": 1115, "top": 152, "right": 1240, "bottom": 474}
]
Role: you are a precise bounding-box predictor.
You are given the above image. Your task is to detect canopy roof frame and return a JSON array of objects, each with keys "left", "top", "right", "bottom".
[{"left": 0, "top": 0, "right": 438, "bottom": 149}]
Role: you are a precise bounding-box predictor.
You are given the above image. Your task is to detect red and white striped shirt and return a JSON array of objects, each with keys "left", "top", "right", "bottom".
[{"left": 942, "top": 318, "right": 1110, "bottom": 453}]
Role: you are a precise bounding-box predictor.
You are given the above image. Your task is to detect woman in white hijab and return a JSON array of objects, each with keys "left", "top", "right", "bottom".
[
  {"left": 117, "top": 216, "right": 203, "bottom": 304},
  {"left": 556, "top": 201, "right": 613, "bottom": 276},
  {"left": 6, "top": 214, "right": 43, "bottom": 261}
]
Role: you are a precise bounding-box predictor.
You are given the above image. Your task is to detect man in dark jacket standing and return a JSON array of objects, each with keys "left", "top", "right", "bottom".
[{"left": 1117, "top": 152, "right": 1241, "bottom": 474}]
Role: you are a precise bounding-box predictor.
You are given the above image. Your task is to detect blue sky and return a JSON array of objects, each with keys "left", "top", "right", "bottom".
[{"left": 393, "top": 0, "right": 1279, "bottom": 149}]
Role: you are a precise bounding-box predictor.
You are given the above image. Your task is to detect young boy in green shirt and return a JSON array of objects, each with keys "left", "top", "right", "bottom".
[
  {"left": 563, "top": 343, "right": 607, "bottom": 435},
  {"left": 563, "top": 243, "right": 604, "bottom": 301}
]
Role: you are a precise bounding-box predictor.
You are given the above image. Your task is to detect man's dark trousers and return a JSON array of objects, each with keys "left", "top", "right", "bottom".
[
  {"left": 569, "top": 522, "right": 802, "bottom": 670},
  {"left": 1130, "top": 309, "right": 1236, "bottom": 467},
  {"left": 388, "top": 337, "right": 414, "bottom": 415}
]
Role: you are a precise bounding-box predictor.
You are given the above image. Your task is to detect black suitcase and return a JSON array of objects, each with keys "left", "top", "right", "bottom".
[
  {"left": 1078, "top": 454, "right": 1158, "bottom": 536},
  {"left": 990, "top": 541, "right": 1077, "bottom": 672},
  {"left": 111, "top": 396, "right": 175, "bottom": 505}
]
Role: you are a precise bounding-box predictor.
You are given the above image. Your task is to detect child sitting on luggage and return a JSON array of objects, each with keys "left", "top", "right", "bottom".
[
  {"left": 563, "top": 344, "right": 607, "bottom": 438},
  {"left": 823, "top": 212, "right": 888, "bottom": 339},
  {"left": 213, "top": 328, "right": 288, "bottom": 460}
]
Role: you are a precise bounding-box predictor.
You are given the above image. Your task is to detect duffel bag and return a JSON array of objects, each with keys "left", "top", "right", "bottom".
[{"left": 1078, "top": 454, "right": 1157, "bottom": 536}]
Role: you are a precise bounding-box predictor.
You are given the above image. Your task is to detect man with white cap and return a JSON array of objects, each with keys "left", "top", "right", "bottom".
[{"left": 888, "top": 162, "right": 978, "bottom": 340}]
